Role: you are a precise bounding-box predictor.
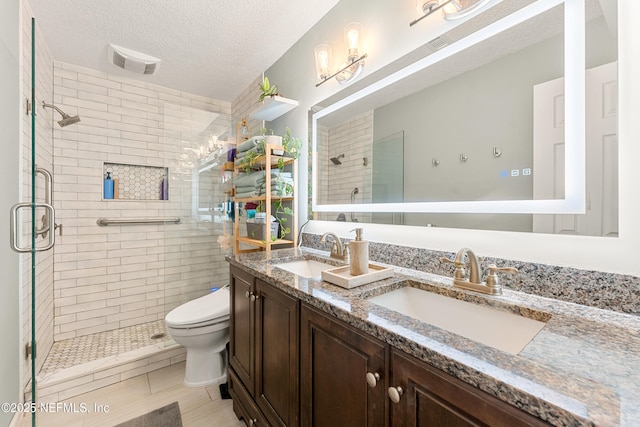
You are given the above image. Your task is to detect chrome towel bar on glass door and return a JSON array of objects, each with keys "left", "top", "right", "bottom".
[{"left": 96, "top": 217, "right": 182, "bottom": 226}]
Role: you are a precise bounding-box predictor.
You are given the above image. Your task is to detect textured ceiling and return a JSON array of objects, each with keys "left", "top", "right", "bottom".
[{"left": 28, "top": 0, "right": 341, "bottom": 102}]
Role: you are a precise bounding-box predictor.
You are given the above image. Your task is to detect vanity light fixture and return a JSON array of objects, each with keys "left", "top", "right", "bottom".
[
  {"left": 410, "top": 0, "right": 492, "bottom": 26},
  {"left": 315, "top": 22, "right": 367, "bottom": 87}
]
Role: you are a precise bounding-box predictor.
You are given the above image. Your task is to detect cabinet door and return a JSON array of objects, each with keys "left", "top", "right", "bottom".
[
  {"left": 389, "top": 349, "right": 550, "bottom": 427},
  {"left": 230, "top": 265, "right": 256, "bottom": 395},
  {"left": 255, "top": 279, "right": 300, "bottom": 427},
  {"left": 301, "top": 303, "right": 387, "bottom": 427}
]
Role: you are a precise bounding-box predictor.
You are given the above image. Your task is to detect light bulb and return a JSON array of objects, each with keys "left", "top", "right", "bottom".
[
  {"left": 314, "top": 44, "right": 333, "bottom": 80},
  {"left": 344, "top": 23, "right": 363, "bottom": 62},
  {"left": 319, "top": 50, "right": 329, "bottom": 72},
  {"left": 347, "top": 29, "right": 359, "bottom": 50}
]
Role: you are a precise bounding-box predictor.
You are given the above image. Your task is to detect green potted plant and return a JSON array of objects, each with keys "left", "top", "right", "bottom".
[{"left": 258, "top": 76, "right": 279, "bottom": 102}]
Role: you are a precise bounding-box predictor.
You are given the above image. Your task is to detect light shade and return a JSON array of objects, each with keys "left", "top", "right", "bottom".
[
  {"left": 314, "top": 44, "right": 333, "bottom": 80},
  {"left": 344, "top": 22, "right": 364, "bottom": 61}
]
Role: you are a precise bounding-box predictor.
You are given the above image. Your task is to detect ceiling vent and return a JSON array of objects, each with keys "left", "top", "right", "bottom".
[
  {"left": 108, "top": 44, "right": 161, "bottom": 75},
  {"left": 427, "top": 36, "right": 450, "bottom": 50}
]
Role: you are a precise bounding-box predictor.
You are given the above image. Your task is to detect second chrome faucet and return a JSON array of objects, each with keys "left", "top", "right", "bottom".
[
  {"left": 320, "top": 232, "right": 349, "bottom": 261},
  {"left": 440, "top": 247, "right": 517, "bottom": 295}
]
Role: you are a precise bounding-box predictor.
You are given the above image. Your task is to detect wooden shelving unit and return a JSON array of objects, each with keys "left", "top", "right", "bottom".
[{"left": 234, "top": 144, "right": 297, "bottom": 254}]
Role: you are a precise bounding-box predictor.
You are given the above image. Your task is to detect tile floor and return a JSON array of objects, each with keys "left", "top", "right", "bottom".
[{"left": 18, "top": 362, "right": 245, "bottom": 427}]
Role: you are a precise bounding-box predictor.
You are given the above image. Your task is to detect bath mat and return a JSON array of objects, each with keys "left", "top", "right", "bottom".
[{"left": 115, "top": 401, "right": 182, "bottom": 427}]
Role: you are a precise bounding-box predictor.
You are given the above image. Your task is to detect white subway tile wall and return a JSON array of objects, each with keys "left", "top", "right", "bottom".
[
  {"left": 316, "top": 111, "right": 373, "bottom": 223},
  {"left": 52, "top": 61, "right": 232, "bottom": 342}
]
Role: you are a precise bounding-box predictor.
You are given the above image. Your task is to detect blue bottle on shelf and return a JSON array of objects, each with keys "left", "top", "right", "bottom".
[
  {"left": 103, "top": 172, "right": 114, "bottom": 199},
  {"left": 160, "top": 174, "right": 169, "bottom": 200}
]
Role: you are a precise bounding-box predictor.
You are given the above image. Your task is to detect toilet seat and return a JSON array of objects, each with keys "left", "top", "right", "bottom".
[{"left": 165, "top": 287, "right": 230, "bottom": 329}]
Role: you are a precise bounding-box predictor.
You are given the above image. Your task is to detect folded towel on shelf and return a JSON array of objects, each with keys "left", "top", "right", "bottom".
[
  {"left": 236, "top": 146, "right": 264, "bottom": 159},
  {"left": 235, "top": 184, "right": 262, "bottom": 194},
  {"left": 271, "top": 177, "right": 293, "bottom": 185},
  {"left": 271, "top": 188, "right": 293, "bottom": 197},
  {"left": 236, "top": 136, "right": 264, "bottom": 153},
  {"left": 235, "top": 185, "right": 293, "bottom": 199},
  {"left": 233, "top": 170, "right": 266, "bottom": 188},
  {"left": 234, "top": 189, "right": 262, "bottom": 199},
  {"left": 234, "top": 170, "right": 292, "bottom": 188}
]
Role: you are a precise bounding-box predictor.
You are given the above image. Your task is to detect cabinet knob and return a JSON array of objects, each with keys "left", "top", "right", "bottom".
[
  {"left": 366, "top": 372, "right": 381, "bottom": 388},
  {"left": 245, "top": 291, "right": 259, "bottom": 301},
  {"left": 388, "top": 386, "right": 404, "bottom": 403},
  {"left": 245, "top": 291, "right": 250, "bottom": 299},
  {"left": 249, "top": 418, "right": 258, "bottom": 426}
]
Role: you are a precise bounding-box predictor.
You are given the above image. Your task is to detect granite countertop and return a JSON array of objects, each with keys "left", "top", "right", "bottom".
[{"left": 227, "top": 247, "right": 640, "bottom": 427}]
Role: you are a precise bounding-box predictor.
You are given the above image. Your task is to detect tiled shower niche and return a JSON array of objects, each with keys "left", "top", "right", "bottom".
[{"left": 104, "top": 162, "right": 169, "bottom": 201}]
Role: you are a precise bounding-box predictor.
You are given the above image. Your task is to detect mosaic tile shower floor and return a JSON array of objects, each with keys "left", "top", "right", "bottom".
[{"left": 41, "top": 320, "right": 171, "bottom": 374}]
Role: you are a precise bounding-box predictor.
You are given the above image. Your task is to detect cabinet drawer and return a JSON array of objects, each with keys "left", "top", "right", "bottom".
[{"left": 230, "top": 368, "right": 269, "bottom": 427}]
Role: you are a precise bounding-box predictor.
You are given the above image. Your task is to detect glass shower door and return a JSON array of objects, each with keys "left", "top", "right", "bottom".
[{"left": 9, "top": 17, "right": 56, "bottom": 426}]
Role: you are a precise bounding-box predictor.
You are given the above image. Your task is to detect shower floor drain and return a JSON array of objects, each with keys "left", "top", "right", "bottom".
[{"left": 151, "top": 333, "right": 167, "bottom": 340}]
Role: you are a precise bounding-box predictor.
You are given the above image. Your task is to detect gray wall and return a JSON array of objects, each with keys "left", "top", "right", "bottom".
[{"left": 0, "top": 0, "right": 23, "bottom": 423}]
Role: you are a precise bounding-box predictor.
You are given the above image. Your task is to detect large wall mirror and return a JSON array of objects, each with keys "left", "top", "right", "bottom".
[{"left": 311, "top": 0, "right": 618, "bottom": 236}]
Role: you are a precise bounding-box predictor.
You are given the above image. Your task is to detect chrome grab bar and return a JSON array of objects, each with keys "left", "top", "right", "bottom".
[{"left": 96, "top": 217, "right": 182, "bottom": 226}]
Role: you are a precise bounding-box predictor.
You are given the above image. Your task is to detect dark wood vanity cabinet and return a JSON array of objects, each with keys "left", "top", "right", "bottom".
[
  {"left": 229, "top": 265, "right": 551, "bottom": 427},
  {"left": 229, "top": 266, "right": 300, "bottom": 427},
  {"left": 388, "top": 348, "right": 550, "bottom": 427},
  {"left": 300, "top": 303, "right": 387, "bottom": 427}
]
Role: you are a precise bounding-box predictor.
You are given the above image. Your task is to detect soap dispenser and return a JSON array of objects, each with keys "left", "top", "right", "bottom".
[
  {"left": 103, "top": 172, "right": 114, "bottom": 199},
  {"left": 350, "top": 228, "right": 369, "bottom": 276}
]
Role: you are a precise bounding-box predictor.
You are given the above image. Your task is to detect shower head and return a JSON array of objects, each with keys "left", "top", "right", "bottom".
[
  {"left": 330, "top": 154, "right": 345, "bottom": 165},
  {"left": 42, "top": 101, "right": 81, "bottom": 127}
]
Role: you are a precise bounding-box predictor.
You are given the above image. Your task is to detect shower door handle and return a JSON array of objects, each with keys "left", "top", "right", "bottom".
[
  {"left": 36, "top": 166, "right": 53, "bottom": 205},
  {"left": 34, "top": 166, "right": 55, "bottom": 238},
  {"left": 10, "top": 202, "right": 56, "bottom": 253}
]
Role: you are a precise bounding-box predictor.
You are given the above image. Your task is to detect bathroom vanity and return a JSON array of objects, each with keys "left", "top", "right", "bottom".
[{"left": 227, "top": 247, "right": 640, "bottom": 426}]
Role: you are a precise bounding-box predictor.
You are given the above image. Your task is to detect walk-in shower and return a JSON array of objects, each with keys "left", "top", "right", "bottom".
[
  {"left": 41, "top": 101, "right": 80, "bottom": 127},
  {"left": 22, "top": 46, "right": 233, "bottom": 405}
]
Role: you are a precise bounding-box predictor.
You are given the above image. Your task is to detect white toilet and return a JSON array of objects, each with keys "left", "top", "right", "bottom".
[{"left": 165, "top": 287, "right": 230, "bottom": 387}]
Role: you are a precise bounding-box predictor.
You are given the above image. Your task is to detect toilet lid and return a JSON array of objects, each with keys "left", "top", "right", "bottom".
[{"left": 165, "top": 287, "right": 230, "bottom": 327}]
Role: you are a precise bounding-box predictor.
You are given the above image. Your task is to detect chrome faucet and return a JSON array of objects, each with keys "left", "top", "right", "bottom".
[
  {"left": 320, "top": 232, "right": 349, "bottom": 260},
  {"left": 440, "top": 247, "right": 517, "bottom": 295}
]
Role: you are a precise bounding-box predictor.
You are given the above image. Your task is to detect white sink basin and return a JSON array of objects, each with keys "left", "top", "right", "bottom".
[
  {"left": 368, "top": 287, "right": 547, "bottom": 354},
  {"left": 274, "top": 259, "right": 335, "bottom": 279}
]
